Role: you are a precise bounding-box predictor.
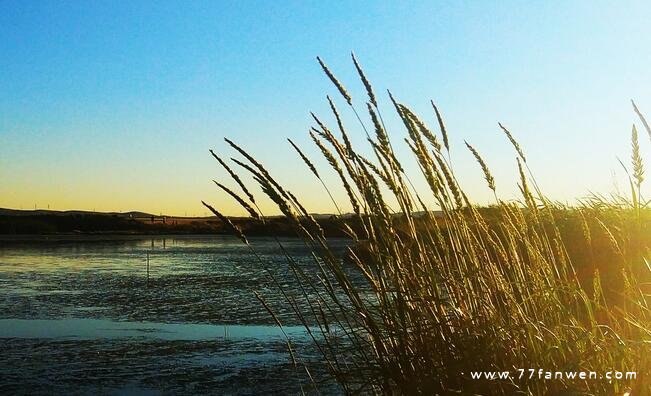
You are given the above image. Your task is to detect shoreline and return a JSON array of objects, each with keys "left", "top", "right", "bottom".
[{"left": 0, "top": 233, "right": 247, "bottom": 243}]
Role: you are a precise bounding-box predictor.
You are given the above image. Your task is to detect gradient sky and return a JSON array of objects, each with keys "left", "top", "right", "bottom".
[{"left": 1, "top": 1, "right": 650, "bottom": 216}]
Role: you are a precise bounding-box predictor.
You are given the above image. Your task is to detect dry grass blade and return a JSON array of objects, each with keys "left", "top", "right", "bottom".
[
  {"left": 434, "top": 152, "right": 463, "bottom": 208},
  {"left": 499, "top": 122, "right": 527, "bottom": 162},
  {"left": 632, "top": 99, "right": 651, "bottom": 141},
  {"left": 327, "top": 95, "right": 354, "bottom": 158},
  {"left": 351, "top": 52, "right": 376, "bottom": 107},
  {"left": 201, "top": 200, "right": 248, "bottom": 244},
  {"left": 231, "top": 157, "right": 264, "bottom": 180},
  {"left": 288, "top": 138, "right": 342, "bottom": 214},
  {"left": 406, "top": 105, "right": 442, "bottom": 152},
  {"left": 254, "top": 291, "right": 297, "bottom": 366},
  {"left": 465, "top": 141, "right": 496, "bottom": 193},
  {"left": 317, "top": 56, "right": 352, "bottom": 105},
  {"left": 516, "top": 157, "right": 535, "bottom": 208},
  {"left": 310, "top": 132, "right": 360, "bottom": 214},
  {"left": 225, "top": 137, "right": 292, "bottom": 204},
  {"left": 213, "top": 180, "right": 259, "bottom": 219},
  {"left": 367, "top": 103, "right": 389, "bottom": 151},
  {"left": 431, "top": 101, "right": 449, "bottom": 153},
  {"left": 210, "top": 149, "right": 256, "bottom": 204},
  {"left": 632, "top": 124, "right": 645, "bottom": 187},
  {"left": 288, "top": 138, "right": 320, "bottom": 178}
]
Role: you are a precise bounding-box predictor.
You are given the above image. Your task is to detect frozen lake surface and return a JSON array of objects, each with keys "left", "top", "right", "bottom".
[{"left": 0, "top": 235, "right": 349, "bottom": 394}]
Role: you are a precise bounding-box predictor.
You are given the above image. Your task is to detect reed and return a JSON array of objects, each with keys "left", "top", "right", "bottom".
[{"left": 204, "top": 57, "right": 650, "bottom": 394}]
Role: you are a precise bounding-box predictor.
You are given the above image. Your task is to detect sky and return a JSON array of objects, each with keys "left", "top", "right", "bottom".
[{"left": 1, "top": 0, "right": 650, "bottom": 216}]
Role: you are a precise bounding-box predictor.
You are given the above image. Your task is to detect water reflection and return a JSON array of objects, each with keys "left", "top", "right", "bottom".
[{"left": 0, "top": 318, "right": 310, "bottom": 340}]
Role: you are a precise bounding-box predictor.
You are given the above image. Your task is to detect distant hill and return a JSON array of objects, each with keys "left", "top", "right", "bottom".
[
  {"left": 0, "top": 208, "right": 220, "bottom": 236},
  {"left": 0, "top": 208, "right": 352, "bottom": 238},
  {"left": 0, "top": 208, "right": 155, "bottom": 218}
]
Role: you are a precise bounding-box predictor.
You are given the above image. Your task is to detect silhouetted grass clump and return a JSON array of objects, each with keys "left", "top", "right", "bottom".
[{"left": 205, "top": 55, "right": 650, "bottom": 394}]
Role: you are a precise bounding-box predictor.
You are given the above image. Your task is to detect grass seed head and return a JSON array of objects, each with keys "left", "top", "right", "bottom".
[
  {"left": 465, "top": 141, "right": 496, "bottom": 193},
  {"left": 632, "top": 124, "right": 645, "bottom": 187},
  {"left": 351, "top": 52, "right": 377, "bottom": 107},
  {"left": 317, "top": 56, "right": 352, "bottom": 105}
]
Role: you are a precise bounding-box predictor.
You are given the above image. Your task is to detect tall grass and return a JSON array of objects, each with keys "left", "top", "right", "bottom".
[{"left": 204, "top": 55, "right": 650, "bottom": 394}]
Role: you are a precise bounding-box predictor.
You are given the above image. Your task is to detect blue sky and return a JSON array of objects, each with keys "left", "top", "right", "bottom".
[{"left": 1, "top": 1, "right": 650, "bottom": 215}]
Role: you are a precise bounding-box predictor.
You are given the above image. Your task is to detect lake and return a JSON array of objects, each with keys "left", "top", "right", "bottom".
[{"left": 0, "top": 235, "right": 350, "bottom": 394}]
